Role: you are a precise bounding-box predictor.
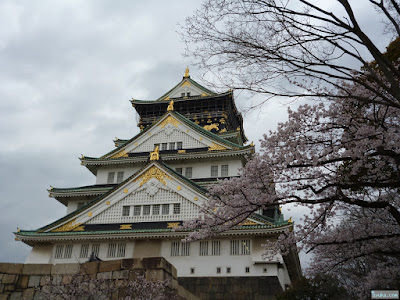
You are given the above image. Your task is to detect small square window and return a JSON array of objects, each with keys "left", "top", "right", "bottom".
[
  {"left": 177, "top": 142, "right": 183, "bottom": 150},
  {"left": 107, "top": 172, "right": 115, "bottom": 184},
  {"left": 181, "top": 93, "right": 185, "bottom": 97},
  {"left": 173, "top": 203, "right": 181, "bottom": 214},
  {"left": 143, "top": 205, "right": 151, "bottom": 215},
  {"left": 133, "top": 205, "right": 141, "bottom": 216},
  {"left": 263, "top": 268, "right": 268, "bottom": 273},
  {"left": 226, "top": 267, "right": 231, "bottom": 274},
  {"left": 185, "top": 167, "right": 192, "bottom": 178},
  {"left": 117, "top": 171, "right": 124, "bottom": 183},
  {"left": 211, "top": 166, "right": 218, "bottom": 177},
  {"left": 161, "top": 143, "right": 168, "bottom": 151},
  {"left": 162, "top": 204, "right": 170, "bottom": 215},
  {"left": 245, "top": 267, "right": 250, "bottom": 273},
  {"left": 216, "top": 267, "right": 221, "bottom": 274},
  {"left": 169, "top": 142, "right": 175, "bottom": 150},
  {"left": 186, "top": 92, "right": 191, "bottom": 97},
  {"left": 122, "top": 206, "right": 130, "bottom": 216},
  {"left": 190, "top": 268, "right": 195, "bottom": 274},
  {"left": 152, "top": 204, "right": 160, "bottom": 215},
  {"left": 176, "top": 168, "right": 183, "bottom": 175}
]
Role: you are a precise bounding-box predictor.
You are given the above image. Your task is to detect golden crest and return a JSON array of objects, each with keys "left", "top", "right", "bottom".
[
  {"left": 208, "top": 143, "right": 227, "bottom": 151},
  {"left": 178, "top": 150, "right": 186, "bottom": 154},
  {"left": 181, "top": 81, "right": 191, "bottom": 87},
  {"left": 51, "top": 219, "right": 82, "bottom": 232},
  {"left": 158, "top": 116, "right": 181, "bottom": 128},
  {"left": 134, "top": 166, "right": 172, "bottom": 186},
  {"left": 110, "top": 150, "right": 128, "bottom": 159},
  {"left": 203, "top": 123, "right": 219, "bottom": 131},
  {"left": 167, "top": 222, "right": 180, "bottom": 228},
  {"left": 73, "top": 225, "right": 85, "bottom": 231},
  {"left": 184, "top": 66, "right": 190, "bottom": 78},
  {"left": 239, "top": 219, "right": 258, "bottom": 226},
  {"left": 120, "top": 224, "right": 132, "bottom": 230},
  {"left": 167, "top": 100, "right": 174, "bottom": 111}
]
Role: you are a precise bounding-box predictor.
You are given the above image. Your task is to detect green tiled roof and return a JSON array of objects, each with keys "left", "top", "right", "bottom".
[
  {"left": 84, "top": 110, "right": 250, "bottom": 161},
  {"left": 50, "top": 185, "right": 115, "bottom": 193},
  {"left": 130, "top": 91, "right": 229, "bottom": 104}
]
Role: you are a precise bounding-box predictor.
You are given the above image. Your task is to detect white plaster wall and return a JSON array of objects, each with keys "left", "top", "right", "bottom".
[
  {"left": 168, "top": 84, "right": 203, "bottom": 98},
  {"left": 66, "top": 199, "right": 91, "bottom": 214},
  {"left": 96, "top": 165, "right": 143, "bottom": 185},
  {"left": 25, "top": 244, "right": 53, "bottom": 264}
]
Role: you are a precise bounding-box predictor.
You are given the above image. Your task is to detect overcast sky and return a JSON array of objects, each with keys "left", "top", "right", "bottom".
[{"left": 0, "top": 1, "right": 391, "bottom": 264}]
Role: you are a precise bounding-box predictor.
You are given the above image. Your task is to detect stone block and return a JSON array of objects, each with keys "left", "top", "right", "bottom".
[
  {"left": 51, "top": 275, "right": 62, "bottom": 286},
  {"left": 28, "top": 275, "right": 41, "bottom": 287},
  {"left": 141, "top": 257, "right": 164, "bottom": 270},
  {"left": 79, "top": 262, "right": 99, "bottom": 275},
  {"left": 39, "top": 276, "right": 50, "bottom": 286},
  {"left": 97, "top": 271, "right": 112, "bottom": 280},
  {"left": 22, "top": 288, "right": 35, "bottom": 300},
  {"left": 0, "top": 284, "right": 3, "bottom": 293},
  {"left": 112, "top": 270, "right": 129, "bottom": 279},
  {"left": 9, "top": 292, "right": 22, "bottom": 300},
  {"left": 0, "top": 295, "right": 9, "bottom": 300},
  {"left": 61, "top": 275, "right": 72, "bottom": 285},
  {"left": 16, "top": 275, "right": 30, "bottom": 289},
  {"left": 23, "top": 264, "right": 51, "bottom": 275},
  {"left": 51, "top": 264, "right": 79, "bottom": 275},
  {"left": 120, "top": 259, "right": 134, "bottom": 270},
  {"left": 2, "top": 274, "right": 17, "bottom": 284},
  {"left": 4, "top": 284, "right": 16, "bottom": 292},
  {"left": 0, "top": 263, "right": 24, "bottom": 274},
  {"left": 98, "top": 260, "right": 121, "bottom": 273}
]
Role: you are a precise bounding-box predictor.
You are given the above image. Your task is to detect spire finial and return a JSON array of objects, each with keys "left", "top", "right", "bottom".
[
  {"left": 150, "top": 146, "right": 160, "bottom": 161},
  {"left": 184, "top": 66, "right": 190, "bottom": 78},
  {"left": 167, "top": 100, "right": 174, "bottom": 111}
]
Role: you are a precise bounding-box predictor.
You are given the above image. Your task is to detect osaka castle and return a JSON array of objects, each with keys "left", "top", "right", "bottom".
[{"left": 15, "top": 68, "right": 301, "bottom": 293}]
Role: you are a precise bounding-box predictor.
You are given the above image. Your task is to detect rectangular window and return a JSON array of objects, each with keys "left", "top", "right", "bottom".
[
  {"left": 161, "top": 143, "right": 168, "bottom": 151},
  {"left": 230, "top": 240, "right": 240, "bottom": 255},
  {"left": 80, "top": 244, "right": 89, "bottom": 258},
  {"left": 91, "top": 244, "right": 100, "bottom": 257},
  {"left": 133, "top": 205, "right": 141, "bottom": 216},
  {"left": 245, "top": 267, "right": 250, "bottom": 273},
  {"left": 211, "top": 165, "right": 218, "bottom": 177},
  {"left": 185, "top": 167, "right": 192, "bottom": 178},
  {"left": 175, "top": 168, "right": 183, "bottom": 175},
  {"left": 77, "top": 202, "right": 86, "bottom": 209},
  {"left": 107, "top": 243, "right": 117, "bottom": 258},
  {"left": 169, "top": 142, "right": 175, "bottom": 150},
  {"left": 190, "top": 268, "right": 195, "bottom": 274},
  {"left": 152, "top": 204, "right": 160, "bottom": 215},
  {"left": 200, "top": 241, "right": 209, "bottom": 256},
  {"left": 107, "top": 172, "right": 115, "bottom": 184},
  {"left": 186, "top": 92, "right": 191, "bottom": 97},
  {"left": 241, "top": 240, "right": 251, "bottom": 255},
  {"left": 55, "top": 245, "right": 64, "bottom": 259},
  {"left": 226, "top": 267, "right": 231, "bottom": 274},
  {"left": 117, "top": 243, "right": 126, "bottom": 257},
  {"left": 122, "top": 206, "right": 130, "bottom": 216},
  {"left": 173, "top": 203, "right": 181, "bottom": 214},
  {"left": 171, "top": 242, "right": 180, "bottom": 256},
  {"left": 143, "top": 205, "right": 151, "bottom": 215},
  {"left": 181, "top": 92, "right": 185, "bottom": 97},
  {"left": 64, "top": 245, "right": 73, "bottom": 259},
  {"left": 221, "top": 165, "right": 229, "bottom": 177},
  {"left": 211, "top": 241, "right": 221, "bottom": 256},
  {"left": 177, "top": 142, "right": 183, "bottom": 150},
  {"left": 117, "top": 171, "right": 124, "bottom": 183},
  {"left": 181, "top": 242, "right": 190, "bottom": 256},
  {"left": 216, "top": 267, "right": 221, "bottom": 274},
  {"left": 162, "top": 204, "right": 170, "bottom": 215}
]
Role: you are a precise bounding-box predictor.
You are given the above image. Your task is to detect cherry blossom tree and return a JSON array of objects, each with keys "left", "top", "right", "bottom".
[{"left": 181, "top": 3, "right": 400, "bottom": 293}]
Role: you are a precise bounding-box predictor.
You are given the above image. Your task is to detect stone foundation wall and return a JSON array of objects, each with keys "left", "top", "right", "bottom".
[
  {"left": 0, "top": 257, "right": 198, "bottom": 300},
  {"left": 179, "top": 276, "right": 283, "bottom": 300}
]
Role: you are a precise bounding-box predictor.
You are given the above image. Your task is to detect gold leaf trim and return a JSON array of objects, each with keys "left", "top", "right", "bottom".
[
  {"left": 73, "top": 225, "right": 85, "bottom": 231},
  {"left": 51, "top": 219, "right": 82, "bottom": 232},
  {"left": 134, "top": 166, "right": 172, "bottom": 186},
  {"left": 167, "top": 222, "right": 180, "bottom": 228},
  {"left": 158, "top": 116, "right": 181, "bottom": 128},
  {"left": 203, "top": 123, "right": 219, "bottom": 131},
  {"left": 120, "top": 224, "right": 132, "bottom": 230},
  {"left": 208, "top": 143, "right": 228, "bottom": 151},
  {"left": 110, "top": 150, "right": 128, "bottom": 159}
]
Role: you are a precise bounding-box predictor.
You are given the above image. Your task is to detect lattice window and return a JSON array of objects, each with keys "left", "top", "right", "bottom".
[
  {"left": 117, "top": 243, "right": 126, "bottom": 257},
  {"left": 107, "top": 243, "right": 117, "bottom": 257},
  {"left": 107, "top": 172, "right": 115, "bottom": 184},
  {"left": 171, "top": 242, "right": 180, "bottom": 256},
  {"left": 117, "top": 172, "right": 124, "bottom": 183},
  {"left": 177, "top": 142, "right": 183, "bottom": 149},
  {"left": 122, "top": 206, "right": 130, "bottom": 216},
  {"left": 54, "top": 245, "right": 64, "bottom": 259},
  {"left": 161, "top": 143, "right": 168, "bottom": 151},
  {"left": 212, "top": 241, "right": 221, "bottom": 256},
  {"left": 173, "top": 203, "right": 181, "bottom": 214},
  {"left": 200, "top": 241, "right": 209, "bottom": 256},
  {"left": 175, "top": 168, "right": 183, "bottom": 175},
  {"left": 143, "top": 205, "right": 151, "bottom": 215},
  {"left": 185, "top": 167, "right": 192, "bottom": 178},
  {"left": 169, "top": 142, "right": 175, "bottom": 150},
  {"left": 152, "top": 204, "right": 160, "bottom": 215},
  {"left": 181, "top": 242, "right": 190, "bottom": 256},
  {"left": 91, "top": 244, "right": 100, "bottom": 257},
  {"left": 241, "top": 240, "right": 251, "bottom": 255},
  {"left": 162, "top": 204, "right": 170, "bottom": 215},
  {"left": 64, "top": 245, "right": 73, "bottom": 259},
  {"left": 230, "top": 240, "right": 251, "bottom": 255},
  {"left": 80, "top": 244, "right": 89, "bottom": 258},
  {"left": 133, "top": 205, "right": 141, "bottom": 216},
  {"left": 211, "top": 165, "right": 218, "bottom": 177},
  {"left": 221, "top": 165, "right": 229, "bottom": 177},
  {"left": 227, "top": 267, "right": 231, "bottom": 274},
  {"left": 230, "top": 240, "right": 240, "bottom": 255}
]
